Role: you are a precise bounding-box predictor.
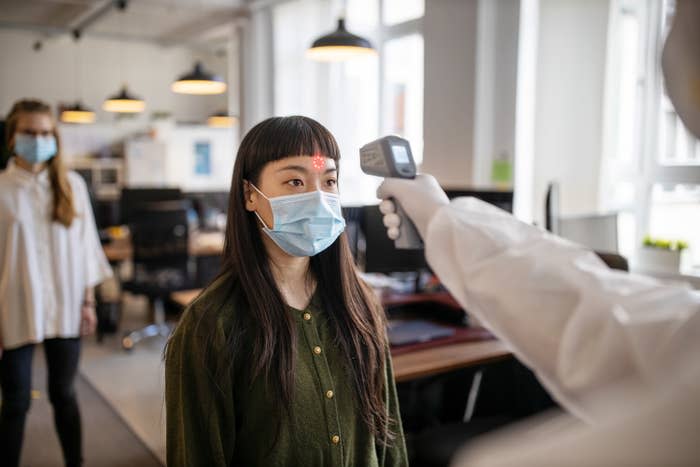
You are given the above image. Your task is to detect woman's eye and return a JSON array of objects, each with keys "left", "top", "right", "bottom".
[
  {"left": 326, "top": 179, "right": 337, "bottom": 187},
  {"left": 287, "top": 179, "right": 304, "bottom": 187}
]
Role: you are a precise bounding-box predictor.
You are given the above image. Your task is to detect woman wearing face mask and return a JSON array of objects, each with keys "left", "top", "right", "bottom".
[
  {"left": 0, "top": 99, "right": 112, "bottom": 467},
  {"left": 165, "top": 116, "right": 408, "bottom": 466}
]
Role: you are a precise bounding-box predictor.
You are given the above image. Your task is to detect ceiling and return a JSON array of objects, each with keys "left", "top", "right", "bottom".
[{"left": 0, "top": 0, "right": 250, "bottom": 48}]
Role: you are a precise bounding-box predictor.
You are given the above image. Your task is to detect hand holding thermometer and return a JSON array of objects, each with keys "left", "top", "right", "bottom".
[{"left": 360, "top": 135, "right": 424, "bottom": 249}]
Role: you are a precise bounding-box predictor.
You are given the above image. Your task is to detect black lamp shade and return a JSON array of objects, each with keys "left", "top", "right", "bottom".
[
  {"left": 107, "top": 86, "right": 142, "bottom": 102},
  {"left": 177, "top": 62, "right": 223, "bottom": 82},
  {"left": 171, "top": 61, "right": 227, "bottom": 95},
  {"left": 308, "top": 19, "right": 376, "bottom": 62},
  {"left": 312, "top": 19, "right": 373, "bottom": 48},
  {"left": 103, "top": 85, "right": 145, "bottom": 113}
]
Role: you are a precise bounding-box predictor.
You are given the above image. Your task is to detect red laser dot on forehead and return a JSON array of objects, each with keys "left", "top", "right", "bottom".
[{"left": 312, "top": 153, "right": 325, "bottom": 172}]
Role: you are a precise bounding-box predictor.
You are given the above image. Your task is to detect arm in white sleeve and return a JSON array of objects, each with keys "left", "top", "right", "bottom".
[{"left": 425, "top": 197, "right": 700, "bottom": 423}]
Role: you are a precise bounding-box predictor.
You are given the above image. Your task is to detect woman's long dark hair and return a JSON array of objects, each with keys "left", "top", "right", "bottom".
[{"left": 210, "top": 116, "right": 392, "bottom": 443}]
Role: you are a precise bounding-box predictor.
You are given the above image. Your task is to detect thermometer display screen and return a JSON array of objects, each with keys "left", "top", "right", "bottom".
[{"left": 391, "top": 144, "right": 410, "bottom": 164}]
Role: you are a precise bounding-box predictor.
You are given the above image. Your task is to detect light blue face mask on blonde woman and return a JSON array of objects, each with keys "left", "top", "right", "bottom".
[
  {"left": 249, "top": 183, "right": 346, "bottom": 257},
  {"left": 14, "top": 133, "right": 57, "bottom": 164}
]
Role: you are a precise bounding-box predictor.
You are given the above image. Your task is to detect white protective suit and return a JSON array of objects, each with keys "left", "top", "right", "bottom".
[{"left": 376, "top": 175, "right": 700, "bottom": 465}]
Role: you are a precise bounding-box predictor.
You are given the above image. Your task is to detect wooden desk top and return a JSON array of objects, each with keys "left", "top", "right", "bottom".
[
  {"left": 171, "top": 289, "right": 202, "bottom": 308},
  {"left": 391, "top": 339, "right": 511, "bottom": 382},
  {"left": 169, "top": 288, "right": 512, "bottom": 382}
]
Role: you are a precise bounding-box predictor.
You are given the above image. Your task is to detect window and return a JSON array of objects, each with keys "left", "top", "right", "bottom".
[
  {"left": 272, "top": 0, "right": 424, "bottom": 206},
  {"left": 383, "top": 0, "right": 424, "bottom": 26},
  {"left": 382, "top": 34, "right": 424, "bottom": 165},
  {"left": 602, "top": 0, "right": 700, "bottom": 268}
]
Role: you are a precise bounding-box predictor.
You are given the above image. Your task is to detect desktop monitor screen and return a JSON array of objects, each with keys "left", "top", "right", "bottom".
[
  {"left": 362, "top": 205, "right": 428, "bottom": 274},
  {"left": 361, "top": 189, "right": 513, "bottom": 274},
  {"left": 120, "top": 187, "right": 183, "bottom": 225},
  {"left": 444, "top": 189, "right": 514, "bottom": 213}
]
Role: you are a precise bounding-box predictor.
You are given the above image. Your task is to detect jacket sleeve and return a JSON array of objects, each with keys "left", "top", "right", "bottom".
[
  {"left": 165, "top": 307, "right": 236, "bottom": 467},
  {"left": 378, "top": 348, "right": 409, "bottom": 467},
  {"left": 425, "top": 197, "right": 700, "bottom": 423}
]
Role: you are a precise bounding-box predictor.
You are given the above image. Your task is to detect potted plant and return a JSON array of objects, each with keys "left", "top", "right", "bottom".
[{"left": 636, "top": 236, "right": 691, "bottom": 274}]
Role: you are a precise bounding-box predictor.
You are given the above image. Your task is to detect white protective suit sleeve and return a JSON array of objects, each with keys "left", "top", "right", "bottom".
[{"left": 424, "top": 197, "right": 700, "bottom": 423}]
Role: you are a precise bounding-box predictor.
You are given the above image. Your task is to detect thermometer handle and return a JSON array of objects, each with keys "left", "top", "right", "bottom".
[{"left": 392, "top": 199, "right": 424, "bottom": 249}]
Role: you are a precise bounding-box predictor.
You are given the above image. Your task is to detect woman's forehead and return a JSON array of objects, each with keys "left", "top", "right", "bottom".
[
  {"left": 17, "top": 112, "right": 53, "bottom": 131},
  {"left": 268, "top": 154, "right": 337, "bottom": 171}
]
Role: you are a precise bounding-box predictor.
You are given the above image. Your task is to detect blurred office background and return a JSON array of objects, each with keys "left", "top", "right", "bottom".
[{"left": 1, "top": 0, "right": 698, "bottom": 465}]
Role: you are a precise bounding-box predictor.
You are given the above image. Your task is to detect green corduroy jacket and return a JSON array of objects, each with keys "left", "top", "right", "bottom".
[{"left": 165, "top": 273, "right": 408, "bottom": 467}]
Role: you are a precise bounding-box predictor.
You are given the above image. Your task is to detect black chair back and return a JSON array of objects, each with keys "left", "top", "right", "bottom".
[{"left": 130, "top": 200, "right": 189, "bottom": 272}]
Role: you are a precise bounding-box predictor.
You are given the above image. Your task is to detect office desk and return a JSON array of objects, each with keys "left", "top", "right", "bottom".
[
  {"left": 103, "top": 231, "right": 225, "bottom": 263},
  {"left": 170, "top": 288, "right": 512, "bottom": 382},
  {"left": 392, "top": 339, "right": 510, "bottom": 382},
  {"left": 171, "top": 289, "right": 201, "bottom": 307}
]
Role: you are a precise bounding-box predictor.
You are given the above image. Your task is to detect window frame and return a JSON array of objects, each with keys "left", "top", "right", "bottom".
[{"left": 602, "top": 0, "right": 700, "bottom": 262}]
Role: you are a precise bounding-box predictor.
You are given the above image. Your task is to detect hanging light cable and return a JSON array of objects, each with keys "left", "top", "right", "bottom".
[
  {"left": 307, "top": 1, "right": 376, "bottom": 62},
  {"left": 102, "top": 2, "right": 145, "bottom": 113},
  {"left": 61, "top": 30, "right": 96, "bottom": 124}
]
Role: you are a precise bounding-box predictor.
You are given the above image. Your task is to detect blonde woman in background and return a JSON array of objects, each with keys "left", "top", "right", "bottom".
[{"left": 0, "top": 99, "right": 112, "bottom": 467}]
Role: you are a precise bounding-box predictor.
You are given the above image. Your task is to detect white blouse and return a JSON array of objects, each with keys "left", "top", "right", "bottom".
[{"left": 0, "top": 159, "right": 112, "bottom": 350}]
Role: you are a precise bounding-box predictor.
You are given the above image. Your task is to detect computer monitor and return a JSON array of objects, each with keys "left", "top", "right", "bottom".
[
  {"left": 361, "top": 189, "right": 514, "bottom": 274},
  {"left": 443, "top": 189, "right": 514, "bottom": 213},
  {"left": 342, "top": 206, "right": 364, "bottom": 260},
  {"left": 120, "top": 187, "right": 183, "bottom": 226},
  {"left": 362, "top": 205, "right": 428, "bottom": 274}
]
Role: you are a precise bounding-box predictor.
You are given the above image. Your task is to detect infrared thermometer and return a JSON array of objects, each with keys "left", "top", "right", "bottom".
[{"left": 360, "top": 135, "right": 423, "bottom": 249}]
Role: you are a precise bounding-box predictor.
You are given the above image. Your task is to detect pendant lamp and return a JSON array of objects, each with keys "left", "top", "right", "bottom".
[
  {"left": 207, "top": 111, "right": 237, "bottom": 128},
  {"left": 103, "top": 3, "right": 146, "bottom": 114},
  {"left": 60, "top": 102, "right": 96, "bottom": 124},
  {"left": 63, "top": 30, "right": 95, "bottom": 124},
  {"left": 171, "top": 61, "right": 227, "bottom": 95},
  {"left": 103, "top": 85, "right": 146, "bottom": 113},
  {"left": 307, "top": 18, "right": 376, "bottom": 62}
]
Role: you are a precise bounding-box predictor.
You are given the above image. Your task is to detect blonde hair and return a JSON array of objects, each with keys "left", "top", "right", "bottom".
[{"left": 5, "top": 99, "right": 76, "bottom": 227}]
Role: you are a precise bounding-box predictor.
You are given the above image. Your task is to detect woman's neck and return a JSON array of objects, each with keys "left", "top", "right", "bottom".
[
  {"left": 14, "top": 156, "right": 47, "bottom": 174},
  {"left": 262, "top": 233, "right": 315, "bottom": 307}
]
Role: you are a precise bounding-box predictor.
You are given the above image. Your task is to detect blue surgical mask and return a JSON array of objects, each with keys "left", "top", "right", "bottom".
[
  {"left": 14, "top": 133, "right": 57, "bottom": 164},
  {"left": 250, "top": 183, "right": 346, "bottom": 257}
]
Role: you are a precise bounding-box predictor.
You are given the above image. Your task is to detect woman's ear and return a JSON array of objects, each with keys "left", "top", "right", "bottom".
[{"left": 243, "top": 180, "right": 257, "bottom": 212}]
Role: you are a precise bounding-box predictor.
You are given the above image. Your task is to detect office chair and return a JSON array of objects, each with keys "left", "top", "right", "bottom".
[{"left": 121, "top": 200, "right": 194, "bottom": 350}]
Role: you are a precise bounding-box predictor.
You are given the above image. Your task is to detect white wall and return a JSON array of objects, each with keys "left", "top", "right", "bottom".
[
  {"left": 422, "top": 0, "right": 479, "bottom": 188},
  {"left": 0, "top": 29, "right": 227, "bottom": 125},
  {"left": 473, "top": 0, "right": 520, "bottom": 188},
  {"left": 531, "top": 0, "right": 610, "bottom": 224}
]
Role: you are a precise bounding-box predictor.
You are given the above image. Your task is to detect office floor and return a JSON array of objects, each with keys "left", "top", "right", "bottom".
[
  {"left": 22, "top": 336, "right": 162, "bottom": 467},
  {"left": 79, "top": 294, "right": 168, "bottom": 465}
]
